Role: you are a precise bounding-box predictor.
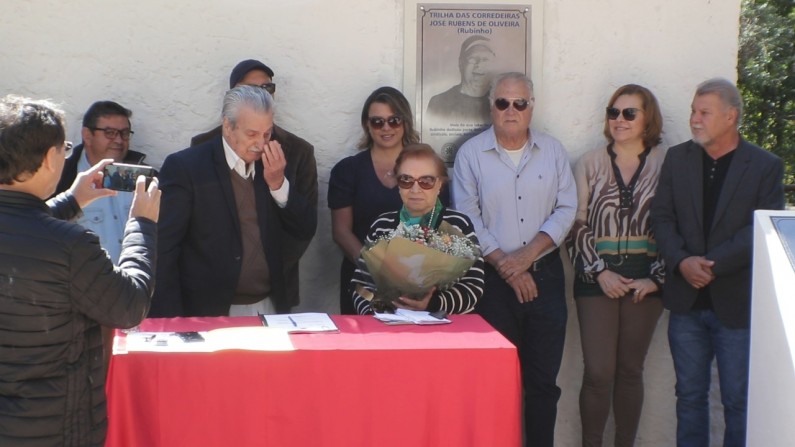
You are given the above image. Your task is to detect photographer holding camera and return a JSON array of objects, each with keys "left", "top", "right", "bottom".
[{"left": 0, "top": 94, "right": 160, "bottom": 446}]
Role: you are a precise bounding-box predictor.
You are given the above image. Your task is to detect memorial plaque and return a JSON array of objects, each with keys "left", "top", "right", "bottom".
[{"left": 416, "top": 3, "right": 532, "bottom": 163}]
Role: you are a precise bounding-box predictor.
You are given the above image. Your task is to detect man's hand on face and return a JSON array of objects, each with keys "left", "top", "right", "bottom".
[{"left": 261, "top": 139, "right": 286, "bottom": 191}]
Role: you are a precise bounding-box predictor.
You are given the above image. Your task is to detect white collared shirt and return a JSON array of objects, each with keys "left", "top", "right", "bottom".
[{"left": 222, "top": 137, "right": 289, "bottom": 207}]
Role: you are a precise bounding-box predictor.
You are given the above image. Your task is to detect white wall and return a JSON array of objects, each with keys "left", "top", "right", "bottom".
[{"left": 0, "top": 1, "right": 741, "bottom": 445}]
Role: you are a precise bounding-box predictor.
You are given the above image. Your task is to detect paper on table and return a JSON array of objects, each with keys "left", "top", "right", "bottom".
[
  {"left": 373, "top": 309, "right": 452, "bottom": 325},
  {"left": 261, "top": 312, "right": 339, "bottom": 333},
  {"left": 115, "top": 327, "right": 295, "bottom": 354}
]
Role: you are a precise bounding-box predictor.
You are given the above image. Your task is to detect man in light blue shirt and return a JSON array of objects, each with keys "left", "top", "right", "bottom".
[
  {"left": 54, "top": 101, "right": 151, "bottom": 264},
  {"left": 452, "top": 72, "right": 576, "bottom": 447}
]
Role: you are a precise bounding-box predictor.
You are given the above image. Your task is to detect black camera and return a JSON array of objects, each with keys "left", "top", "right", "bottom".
[{"left": 102, "top": 163, "right": 154, "bottom": 192}]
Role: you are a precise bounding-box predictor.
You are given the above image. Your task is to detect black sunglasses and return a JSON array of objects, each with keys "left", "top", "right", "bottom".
[
  {"left": 396, "top": 174, "right": 438, "bottom": 190},
  {"left": 606, "top": 107, "right": 641, "bottom": 121},
  {"left": 368, "top": 115, "right": 403, "bottom": 129},
  {"left": 254, "top": 83, "right": 276, "bottom": 95},
  {"left": 494, "top": 97, "right": 531, "bottom": 112}
]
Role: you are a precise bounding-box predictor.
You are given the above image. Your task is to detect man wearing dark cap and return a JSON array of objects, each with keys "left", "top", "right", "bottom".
[
  {"left": 427, "top": 36, "right": 495, "bottom": 124},
  {"left": 192, "top": 60, "right": 276, "bottom": 146},
  {"left": 180, "top": 60, "right": 318, "bottom": 313}
]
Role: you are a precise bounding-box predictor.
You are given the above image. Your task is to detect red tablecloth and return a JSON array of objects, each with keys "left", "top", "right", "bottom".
[{"left": 105, "top": 315, "right": 521, "bottom": 447}]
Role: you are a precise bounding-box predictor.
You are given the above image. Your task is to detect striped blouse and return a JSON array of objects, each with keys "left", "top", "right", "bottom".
[
  {"left": 351, "top": 208, "right": 485, "bottom": 315},
  {"left": 566, "top": 145, "right": 666, "bottom": 296}
]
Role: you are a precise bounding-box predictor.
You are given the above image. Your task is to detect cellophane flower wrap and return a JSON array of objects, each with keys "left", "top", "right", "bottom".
[{"left": 360, "top": 221, "right": 480, "bottom": 313}]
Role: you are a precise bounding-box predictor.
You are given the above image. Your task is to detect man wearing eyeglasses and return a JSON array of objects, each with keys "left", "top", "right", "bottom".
[
  {"left": 452, "top": 72, "right": 576, "bottom": 447},
  {"left": 54, "top": 100, "right": 152, "bottom": 265},
  {"left": 0, "top": 95, "right": 160, "bottom": 446},
  {"left": 190, "top": 59, "right": 318, "bottom": 312}
]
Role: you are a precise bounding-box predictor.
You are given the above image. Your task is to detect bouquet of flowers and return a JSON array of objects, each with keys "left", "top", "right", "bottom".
[{"left": 359, "top": 221, "right": 480, "bottom": 313}]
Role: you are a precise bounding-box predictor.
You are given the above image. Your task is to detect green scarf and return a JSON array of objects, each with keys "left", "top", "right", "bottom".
[{"left": 399, "top": 198, "right": 443, "bottom": 228}]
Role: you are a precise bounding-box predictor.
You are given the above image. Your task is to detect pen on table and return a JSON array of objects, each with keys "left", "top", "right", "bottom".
[{"left": 287, "top": 316, "right": 298, "bottom": 327}]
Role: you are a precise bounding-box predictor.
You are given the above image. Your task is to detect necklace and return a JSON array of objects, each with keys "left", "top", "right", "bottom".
[
  {"left": 371, "top": 148, "right": 399, "bottom": 186},
  {"left": 607, "top": 144, "right": 651, "bottom": 264},
  {"left": 399, "top": 199, "right": 442, "bottom": 228}
]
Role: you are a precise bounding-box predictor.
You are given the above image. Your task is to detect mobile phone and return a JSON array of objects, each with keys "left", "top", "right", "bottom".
[
  {"left": 175, "top": 331, "right": 205, "bottom": 343},
  {"left": 429, "top": 310, "right": 449, "bottom": 320},
  {"left": 102, "top": 162, "right": 154, "bottom": 192}
]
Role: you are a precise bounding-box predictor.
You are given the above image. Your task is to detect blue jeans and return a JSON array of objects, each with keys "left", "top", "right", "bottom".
[
  {"left": 477, "top": 256, "right": 567, "bottom": 447},
  {"left": 668, "top": 310, "right": 750, "bottom": 447}
]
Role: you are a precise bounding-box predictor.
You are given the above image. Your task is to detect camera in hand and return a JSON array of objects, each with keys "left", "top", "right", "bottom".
[{"left": 102, "top": 163, "right": 154, "bottom": 192}]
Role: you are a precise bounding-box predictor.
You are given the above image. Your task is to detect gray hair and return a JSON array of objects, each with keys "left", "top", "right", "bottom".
[
  {"left": 695, "top": 77, "right": 743, "bottom": 126},
  {"left": 222, "top": 85, "right": 274, "bottom": 127},
  {"left": 488, "top": 72, "right": 534, "bottom": 102}
]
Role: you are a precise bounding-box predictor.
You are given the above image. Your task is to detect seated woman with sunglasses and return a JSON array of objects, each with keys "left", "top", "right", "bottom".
[
  {"left": 350, "top": 144, "right": 484, "bottom": 315},
  {"left": 565, "top": 84, "right": 666, "bottom": 447},
  {"left": 329, "top": 87, "right": 449, "bottom": 314}
]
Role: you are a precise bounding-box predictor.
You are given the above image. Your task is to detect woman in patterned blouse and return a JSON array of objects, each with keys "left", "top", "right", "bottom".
[{"left": 566, "top": 84, "right": 666, "bottom": 447}]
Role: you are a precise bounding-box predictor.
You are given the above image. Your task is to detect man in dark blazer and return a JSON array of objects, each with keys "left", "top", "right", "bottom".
[
  {"left": 651, "top": 78, "right": 784, "bottom": 447},
  {"left": 150, "top": 85, "right": 316, "bottom": 317},
  {"left": 192, "top": 59, "right": 318, "bottom": 310}
]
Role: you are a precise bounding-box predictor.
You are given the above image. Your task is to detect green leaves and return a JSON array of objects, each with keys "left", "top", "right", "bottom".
[{"left": 738, "top": 0, "right": 795, "bottom": 199}]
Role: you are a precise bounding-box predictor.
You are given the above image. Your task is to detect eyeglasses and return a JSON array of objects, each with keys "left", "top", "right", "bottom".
[
  {"left": 494, "top": 97, "right": 532, "bottom": 112},
  {"left": 396, "top": 174, "right": 438, "bottom": 190},
  {"left": 606, "top": 107, "right": 641, "bottom": 121},
  {"left": 91, "top": 127, "right": 134, "bottom": 140},
  {"left": 252, "top": 83, "right": 276, "bottom": 95},
  {"left": 368, "top": 115, "right": 403, "bottom": 129}
]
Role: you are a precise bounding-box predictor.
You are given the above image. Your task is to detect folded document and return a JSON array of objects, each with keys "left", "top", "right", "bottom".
[
  {"left": 374, "top": 309, "right": 451, "bottom": 325},
  {"left": 260, "top": 312, "right": 339, "bottom": 333},
  {"left": 116, "top": 327, "right": 295, "bottom": 353}
]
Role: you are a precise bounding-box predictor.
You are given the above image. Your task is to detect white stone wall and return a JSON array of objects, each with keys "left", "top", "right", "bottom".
[{"left": 0, "top": 1, "right": 741, "bottom": 445}]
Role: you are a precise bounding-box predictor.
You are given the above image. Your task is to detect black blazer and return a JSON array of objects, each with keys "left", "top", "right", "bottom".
[
  {"left": 191, "top": 125, "right": 318, "bottom": 308},
  {"left": 149, "top": 136, "right": 316, "bottom": 317},
  {"left": 651, "top": 138, "right": 784, "bottom": 328}
]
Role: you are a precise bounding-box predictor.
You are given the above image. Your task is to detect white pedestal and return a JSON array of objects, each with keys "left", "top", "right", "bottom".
[{"left": 747, "top": 210, "right": 795, "bottom": 446}]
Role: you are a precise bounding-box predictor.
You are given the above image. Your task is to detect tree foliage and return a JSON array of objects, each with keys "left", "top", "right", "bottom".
[{"left": 738, "top": 0, "right": 795, "bottom": 199}]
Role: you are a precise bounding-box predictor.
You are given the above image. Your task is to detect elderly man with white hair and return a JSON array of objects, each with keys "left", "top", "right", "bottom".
[{"left": 151, "top": 85, "right": 316, "bottom": 318}]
